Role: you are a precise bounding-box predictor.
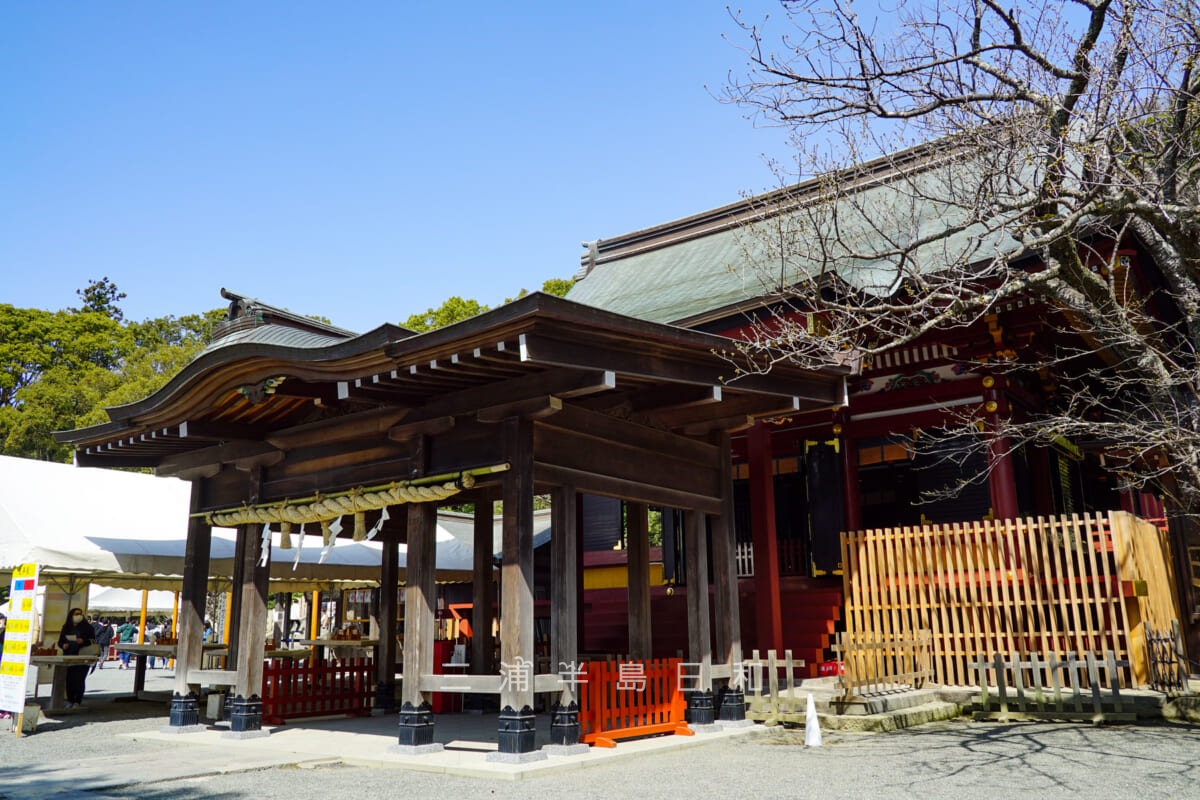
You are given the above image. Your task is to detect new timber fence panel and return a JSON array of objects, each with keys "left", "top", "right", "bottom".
[
  {"left": 832, "top": 631, "right": 932, "bottom": 699},
  {"left": 841, "top": 512, "right": 1181, "bottom": 688}
]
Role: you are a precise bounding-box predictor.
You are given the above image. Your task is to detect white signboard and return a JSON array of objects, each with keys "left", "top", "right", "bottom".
[{"left": 0, "top": 563, "right": 40, "bottom": 713}]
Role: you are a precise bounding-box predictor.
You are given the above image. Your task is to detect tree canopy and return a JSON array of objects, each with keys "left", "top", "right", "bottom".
[
  {"left": 3, "top": 276, "right": 575, "bottom": 462},
  {"left": 402, "top": 278, "right": 574, "bottom": 333},
  {"left": 723, "top": 0, "right": 1199, "bottom": 515}
]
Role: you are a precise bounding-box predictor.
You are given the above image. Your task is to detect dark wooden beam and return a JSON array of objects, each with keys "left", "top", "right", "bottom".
[
  {"left": 477, "top": 395, "right": 563, "bottom": 423},
  {"left": 75, "top": 451, "right": 163, "bottom": 469},
  {"left": 265, "top": 406, "right": 412, "bottom": 450},
  {"left": 534, "top": 463, "right": 722, "bottom": 515},
  {"left": 387, "top": 416, "right": 455, "bottom": 442},
  {"left": 500, "top": 417, "right": 536, "bottom": 717},
  {"left": 710, "top": 433, "right": 742, "bottom": 672},
  {"left": 628, "top": 384, "right": 722, "bottom": 414},
  {"left": 401, "top": 502, "right": 438, "bottom": 710},
  {"left": 175, "top": 480, "right": 212, "bottom": 701},
  {"left": 685, "top": 509, "right": 712, "bottom": 694},
  {"left": 538, "top": 404, "right": 719, "bottom": 465},
  {"left": 232, "top": 450, "right": 285, "bottom": 472},
  {"left": 677, "top": 414, "right": 757, "bottom": 437},
  {"left": 179, "top": 420, "right": 263, "bottom": 442},
  {"left": 157, "top": 441, "right": 282, "bottom": 479},
  {"left": 551, "top": 484, "right": 579, "bottom": 714},
  {"left": 410, "top": 367, "right": 615, "bottom": 423},
  {"left": 272, "top": 378, "right": 340, "bottom": 405},
  {"left": 376, "top": 529, "right": 400, "bottom": 712},
  {"left": 627, "top": 501, "right": 652, "bottom": 660},
  {"left": 656, "top": 393, "right": 799, "bottom": 430},
  {"left": 472, "top": 500, "right": 495, "bottom": 677},
  {"left": 517, "top": 332, "right": 844, "bottom": 405}
]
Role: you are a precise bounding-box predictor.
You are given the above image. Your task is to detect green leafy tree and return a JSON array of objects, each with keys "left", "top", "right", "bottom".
[
  {"left": 403, "top": 296, "right": 489, "bottom": 333},
  {"left": 539, "top": 278, "right": 574, "bottom": 298},
  {"left": 73, "top": 277, "right": 126, "bottom": 321},
  {"left": 403, "top": 278, "right": 574, "bottom": 333},
  {"left": 0, "top": 278, "right": 224, "bottom": 461}
]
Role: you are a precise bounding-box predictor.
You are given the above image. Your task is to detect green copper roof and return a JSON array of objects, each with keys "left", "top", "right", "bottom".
[{"left": 568, "top": 152, "right": 1022, "bottom": 326}]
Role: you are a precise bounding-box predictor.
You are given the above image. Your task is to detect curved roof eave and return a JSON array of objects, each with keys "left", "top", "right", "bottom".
[{"left": 99, "top": 322, "right": 405, "bottom": 426}]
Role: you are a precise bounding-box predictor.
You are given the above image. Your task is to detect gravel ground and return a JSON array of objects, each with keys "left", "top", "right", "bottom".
[
  {"left": 6, "top": 668, "right": 1199, "bottom": 800},
  {"left": 2, "top": 660, "right": 178, "bottom": 762},
  {"left": 110, "top": 721, "right": 1200, "bottom": 800}
]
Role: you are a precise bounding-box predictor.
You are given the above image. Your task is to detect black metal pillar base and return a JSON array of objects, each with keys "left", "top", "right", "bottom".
[
  {"left": 718, "top": 687, "right": 746, "bottom": 722},
  {"left": 168, "top": 691, "right": 200, "bottom": 727},
  {"left": 550, "top": 701, "right": 580, "bottom": 745},
  {"left": 373, "top": 681, "right": 397, "bottom": 715},
  {"left": 396, "top": 701, "right": 435, "bottom": 747},
  {"left": 497, "top": 704, "right": 537, "bottom": 754},
  {"left": 686, "top": 689, "right": 715, "bottom": 726},
  {"left": 228, "top": 694, "right": 263, "bottom": 733}
]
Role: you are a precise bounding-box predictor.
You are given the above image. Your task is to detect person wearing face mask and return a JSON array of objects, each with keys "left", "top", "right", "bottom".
[{"left": 57, "top": 607, "right": 95, "bottom": 708}]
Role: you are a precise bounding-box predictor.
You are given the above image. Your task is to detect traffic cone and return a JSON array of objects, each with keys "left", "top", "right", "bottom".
[{"left": 805, "top": 693, "right": 822, "bottom": 747}]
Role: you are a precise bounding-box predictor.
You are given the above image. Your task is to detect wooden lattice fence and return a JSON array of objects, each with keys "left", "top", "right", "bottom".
[
  {"left": 832, "top": 631, "right": 932, "bottom": 698},
  {"left": 840, "top": 511, "right": 1183, "bottom": 688}
]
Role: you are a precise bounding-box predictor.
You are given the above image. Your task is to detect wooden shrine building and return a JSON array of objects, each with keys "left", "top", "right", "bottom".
[
  {"left": 56, "top": 289, "right": 846, "bottom": 755},
  {"left": 567, "top": 156, "right": 1199, "bottom": 663}
]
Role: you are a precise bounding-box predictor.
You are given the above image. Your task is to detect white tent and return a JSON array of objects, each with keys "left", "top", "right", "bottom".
[
  {"left": 0, "top": 454, "right": 210, "bottom": 590},
  {"left": 0, "top": 455, "right": 479, "bottom": 590},
  {"left": 86, "top": 585, "right": 177, "bottom": 613}
]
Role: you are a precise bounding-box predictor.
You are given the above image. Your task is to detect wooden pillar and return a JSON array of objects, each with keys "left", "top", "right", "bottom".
[
  {"left": 575, "top": 498, "right": 585, "bottom": 655},
  {"left": 168, "top": 479, "right": 212, "bottom": 729},
  {"left": 471, "top": 500, "right": 495, "bottom": 677},
  {"left": 497, "top": 416, "right": 537, "bottom": 755},
  {"left": 710, "top": 433, "right": 745, "bottom": 721},
  {"left": 226, "top": 525, "right": 249, "bottom": 666},
  {"left": 627, "top": 502, "right": 652, "bottom": 660},
  {"left": 988, "top": 434, "right": 1020, "bottom": 521},
  {"left": 986, "top": 382, "right": 1019, "bottom": 521},
  {"left": 226, "top": 519, "right": 269, "bottom": 737},
  {"left": 397, "top": 501, "right": 439, "bottom": 749},
  {"left": 840, "top": 428, "right": 863, "bottom": 533},
  {"left": 376, "top": 526, "right": 401, "bottom": 714},
  {"left": 550, "top": 483, "right": 580, "bottom": 745},
  {"left": 684, "top": 508, "right": 714, "bottom": 725},
  {"left": 747, "top": 421, "right": 783, "bottom": 653}
]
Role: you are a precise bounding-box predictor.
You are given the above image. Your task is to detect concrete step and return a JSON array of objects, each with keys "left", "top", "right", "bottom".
[
  {"left": 825, "top": 688, "right": 943, "bottom": 716},
  {"left": 818, "top": 700, "right": 963, "bottom": 732}
]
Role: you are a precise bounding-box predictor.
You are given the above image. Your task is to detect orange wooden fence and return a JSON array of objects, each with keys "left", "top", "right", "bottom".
[
  {"left": 578, "top": 658, "right": 691, "bottom": 747},
  {"left": 261, "top": 657, "right": 375, "bottom": 724},
  {"left": 840, "top": 511, "right": 1183, "bottom": 689}
]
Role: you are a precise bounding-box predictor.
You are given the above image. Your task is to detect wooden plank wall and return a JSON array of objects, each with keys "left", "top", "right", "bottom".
[{"left": 840, "top": 511, "right": 1181, "bottom": 689}]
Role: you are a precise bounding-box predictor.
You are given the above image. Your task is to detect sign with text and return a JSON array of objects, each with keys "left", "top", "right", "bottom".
[{"left": 0, "top": 563, "right": 40, "bottom": 713}]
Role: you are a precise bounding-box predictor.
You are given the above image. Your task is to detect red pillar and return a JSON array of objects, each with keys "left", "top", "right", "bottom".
[
  {"left": 988, "top": 435, "right": 1020, "bottom": 520},
  {"left": 984, "top": 383, "right": 1019, "bottom": 520},
  {"left": 747, "top": 421, "right": 783, "bottom": 653},
  {"left": 839, "top": 427, "right": 862, "bottom": 533}
]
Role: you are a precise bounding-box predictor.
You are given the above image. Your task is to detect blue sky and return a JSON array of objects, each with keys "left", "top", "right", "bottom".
[{"left": 2, "top": 2, "right": 806, "bottom": 332}]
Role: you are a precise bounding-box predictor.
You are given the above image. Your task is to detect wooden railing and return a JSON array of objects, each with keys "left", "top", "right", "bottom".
[
  {"left": 832, "top": 631, "right": 932, "bottom": 699},
  {"left": 578, "top": 658, "right": 691, "bottom": 747},
  {"left": 1146, "top": 622, "right": 1188, "bottom": 695},
  {"left": 969, "top": 651, "right": 1133, "bottom": 722},
  {"left": 743, "top": 649, "right": 808, "bottom": 724},
  {"left": 840, "top": 511, "right": 1183, "bottom": 688},
  {"left": 261, "top": 657, "right": 374, "bottom": 724},
  {"left": 734, "top": 539, "right": 808, "bottom": 577},
  {"left": 736, "top": 541, "right": 754, "bottom": 577}
]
